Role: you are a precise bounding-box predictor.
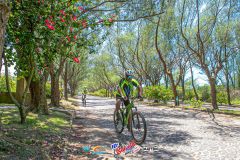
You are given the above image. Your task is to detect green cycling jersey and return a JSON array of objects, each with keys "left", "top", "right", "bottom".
[{"left": 116, "top": 78, "right": 140, "bottom": 98}]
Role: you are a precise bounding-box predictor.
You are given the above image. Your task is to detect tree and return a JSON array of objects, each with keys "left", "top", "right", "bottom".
[
  {"left": 155, "top": 1, "right": 189, "bottom": 106},
  {"left": 4, "top": 0, "right": 116, "bottom": 122},
  {"left": 180, "top": 0, "right": 237, "bottom": 109},
  {"left": 0, "top": 1, "right": 10, "bottom": 75}
]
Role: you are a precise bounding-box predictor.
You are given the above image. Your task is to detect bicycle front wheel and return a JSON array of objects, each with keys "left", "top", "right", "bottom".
[
  {"left": 113, "top": 110, "right": 124, "bottom": 134},
  {"left": 131, "top": 111, "right": 147, "bottom": 145}
]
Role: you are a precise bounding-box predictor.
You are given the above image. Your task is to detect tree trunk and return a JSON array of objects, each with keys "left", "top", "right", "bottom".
[
  {"left": 169, "top": 75, "right": 179, "bottom": 106},
  {"left": 64, "top": 62, "right": 68, "bottom": 100},
  {"left": 50, "top": 74, "right": 60, "bottom": 107},
  {"left": 209, "top": 78, "right": 218, "bottom": 110},
  {"left": 225, "top": 69, "right": 231, "bottom": 105},
  {"left": 190, "top": 63, "right": 199, "bottom": 100},
  {"left": 181, "top": 74, "right": 185, "bottom": 102},
  {"left": 172, "top": 85, "right": 178, "bottom": 106},
  {"left": 16, "top": 76, "right": 26, "bottom": 103},
  {"left": 0, "top": 1, "right": 10, "bottom": 75},
  {"left": 238, "top": 69, "right": 240, "bottom": 89},
  {"left": 29, "top": 79, "right": 40, "bottom": 113},
  {"left": 19, "top": 107, "right": 27, "bottom": 124},
  {"left": 70, "top": 90, "right": 74, "bottom": 97},
  {"left": 40, "top": 72, "right": 49, "bottom": 114}
]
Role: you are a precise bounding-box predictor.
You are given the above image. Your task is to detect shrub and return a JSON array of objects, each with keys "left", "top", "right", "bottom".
[
  {"left": 90, "top": 89, "right": 106, "bottom": 97},
  {"left": 188, "top": 98, "right": 204, "bottom": 108},
  {"left": 144, "top": 86, "right": 173, "bottom": 104},
  {"left": 185, "top": 90, "right": 195, "bottom": 100},
  {"left": 46, "top": 82, "right": 51, "bottom": 98},
  {"left": 199, "top": 85, "right": 210, "bottom": 102},
  {"left": 0, "top": 76, "right": 16, "bottom": 92},
  {"left": 217, "top": 91, "right": 228, "bottom": 105}
]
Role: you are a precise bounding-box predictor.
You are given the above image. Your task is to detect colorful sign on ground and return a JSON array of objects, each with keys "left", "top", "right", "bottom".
[{"left": 111, "top": 140, "right": 142, "bottom": 156}]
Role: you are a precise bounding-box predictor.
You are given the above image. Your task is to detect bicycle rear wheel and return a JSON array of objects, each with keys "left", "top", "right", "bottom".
[
  {"left": 113, "top": 110, "right": 124, "bottom": 133},
  {"left": 131, "top": 111, "right": 147, "bottom": 145}
]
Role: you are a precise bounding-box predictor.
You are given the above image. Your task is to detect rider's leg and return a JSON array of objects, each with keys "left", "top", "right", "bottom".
[
  {"left": 124, "top": 100, "right": 131, "bottom": 131},
  {"left": 115, "top": 99, "right": 121, "bottom": 112}
]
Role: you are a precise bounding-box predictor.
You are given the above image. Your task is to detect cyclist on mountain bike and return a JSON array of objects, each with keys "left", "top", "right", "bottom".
[
  {"left": 82, "top": 87, "right": 88, "bottom": 101},
  {"left": 115, "top": 70, "right": 143, "bottom": 131}
]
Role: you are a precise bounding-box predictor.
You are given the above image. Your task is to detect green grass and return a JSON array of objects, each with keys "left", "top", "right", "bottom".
[
  {"left": 0, "top": 109, "right": 71, "bottom": 159},
  {"left": 231, "top": 99, "right": 240, "bottom": 105},
  {"left": 183, "top": 106, "right": 203, "bottom": 109},
  {"left": 182, "top": 105, "right": 240, "bottom": 116},
  {"left": 213, "top": 109, "right": 240, "bottom": 116}
]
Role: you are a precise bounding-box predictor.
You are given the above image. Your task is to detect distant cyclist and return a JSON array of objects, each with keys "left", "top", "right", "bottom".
[
  {"left": 115, "top": 70, "right": 143, "bottom": 130},
  {"left": 82, "top": 87, "right": 88, "bottom": 101}
]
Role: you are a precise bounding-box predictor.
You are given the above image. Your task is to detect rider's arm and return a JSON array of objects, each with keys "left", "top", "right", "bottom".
[
  {"left": 117, "top": 85, "right": 125, "bottom": 98},
  {"left": 132, "top": 79, "right": 143, "bottom": 98},
  {"left": 118, "top": 79, "right": 127, "bottom": 98},
  {"left": 137, "top": 85, "right": 143, "bottom": 97}
]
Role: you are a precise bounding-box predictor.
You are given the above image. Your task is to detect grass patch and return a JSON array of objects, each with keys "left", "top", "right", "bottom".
[
  {"left": 182, "top": 105, "right": 240, "bottom": 116},
  {"left": 0, "top": 103, "right": 15, "bottom": 106},
  {"left": 60, "top": 98, "right": 79, "bottom": 110},
  {"left": 0, "top": 108, "right": 71, "bottom": 159},
  {"left": 231, "top": 99, "right": 240, "bottom": 105},
  {"left": 213, "top": 109, "right": 240, "bottom": 116}
]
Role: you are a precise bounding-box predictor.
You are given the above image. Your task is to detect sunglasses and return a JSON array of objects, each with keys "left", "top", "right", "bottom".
[{"left": 127, "top": 75, "right": 133, "bottom": 79}]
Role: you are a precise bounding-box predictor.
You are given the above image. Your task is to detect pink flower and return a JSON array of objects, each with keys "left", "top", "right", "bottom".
[
  {"left": 73, "top": 57, "right": 80, "bottom": 63},
  {"left": 60, "top": 10, "right": 66, "bottom": 16},
  {"left": 78, "top": 6, "right": 84, "bottom": 11},
  {"left": 108, "top": 18, "right": 113, "bottom": 23},
  {"left": 46, "top": 24, "right": 55, "bottom": 30},
  {"left": 82, "top": 20, "right": 87, "bottom": 28},
  {"left": 60, "top": 17, "right": 65, "bottom": 22},
  {"left": 66, "top": 36, "right": 70, "bottom": 42},
  {"left": 45, "top": 19, "right": 50, "bottom": 24},
  {"left": 45, "top": 18, "right": 55, "bottom": 30},
  {"left": 70, "top": 27, "right": 73, "bottom": 32},
  {"left": 74, "top": 35, "right": 77, "bottom": 40},
  {"left": 73, "top": 15, "right": 77, "bottom": 21}
]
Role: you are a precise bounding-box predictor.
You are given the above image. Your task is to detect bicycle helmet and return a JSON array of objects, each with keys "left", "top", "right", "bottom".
[{"left": 125, "top": 69, "right": 134, "bottom": 79}]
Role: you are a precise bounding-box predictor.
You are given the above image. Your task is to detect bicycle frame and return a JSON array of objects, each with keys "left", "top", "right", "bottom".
[{"left": 120, "top": 99, "right": 137, "bottom": 126}]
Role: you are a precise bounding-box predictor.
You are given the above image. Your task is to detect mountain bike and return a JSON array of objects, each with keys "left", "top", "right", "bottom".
[
  {"left": 113, "top": 97, "right": 147, "bottom": 145},
  {"left": 82, "top": 94, "right": 87, "bottom": 106}
]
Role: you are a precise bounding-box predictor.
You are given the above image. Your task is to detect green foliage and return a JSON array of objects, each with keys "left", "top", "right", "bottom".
[
  {"left": 90, "top": 89, "right": 106, "bottom": 97},
  {"left": 46, "top": 82, "right": 51, "bottom": 98},
  {"left": 199, "top": 85, "right": 210, "bottom": 102},
  {"left": 217, "top": 91, "right": 228, "bottom": 104},
  {"left": 0, "top": 108, "right": 70, "bottom": 159},
  {"left": 186, "top": 98, "right": 204, "bottom": 108},
  {"left": 232, "top": 99, "right": 240, "bottom": 105},
  {"left": 185, "top": 90, "right": 195, "bottom": 100},
  {"left": 0, "top": 76, "right": 16, "bottom": 92},
  {"left": 144, "top": 86, "right": 173, "bottom": 103}
]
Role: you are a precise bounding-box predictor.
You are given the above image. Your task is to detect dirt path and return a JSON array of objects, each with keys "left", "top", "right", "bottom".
[{"left": 65, "top": 96, "right": 240, "bottom": 160}]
